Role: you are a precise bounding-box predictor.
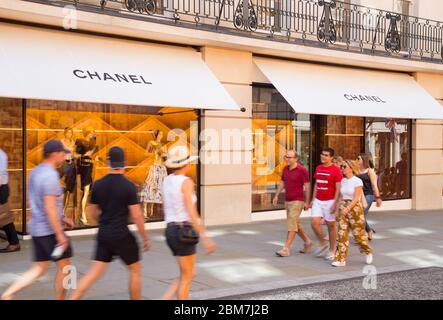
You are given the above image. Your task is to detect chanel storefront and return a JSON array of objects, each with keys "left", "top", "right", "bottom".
[
  {"left": 251, "top": 58, "right": 443, "bottom": 214},
  {"left": 1, "top": 21, "right": 442, "bottom": 236},
  {"left": 0, "top": 22, "right": 239, "bottom": 235}
]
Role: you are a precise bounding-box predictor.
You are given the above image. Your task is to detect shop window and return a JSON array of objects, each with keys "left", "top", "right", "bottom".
[
  {"left": 0, "top": 98, "right": 24, "bottom": 233},
  {"left": 365, "top": 118, "right": 411, "bottom": 200},
  {"left": 252, "top": 87, "right": 311, "bottom": 212},
  {"left": 314, "top": 115, "right": 364, "bottom": 162},
  {"left": 25, "top": 100, "right": 198, "bottom": 230}
]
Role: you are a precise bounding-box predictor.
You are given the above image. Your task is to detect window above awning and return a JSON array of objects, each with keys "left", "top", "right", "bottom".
[
  {"left": 0, "top": 23, "right": 239, "bottom": 110},
  {"left": 254, "top": 57, "right": 443, "bottom": 119}
]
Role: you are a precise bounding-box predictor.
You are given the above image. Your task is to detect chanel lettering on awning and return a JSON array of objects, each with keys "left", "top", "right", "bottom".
[
  {"left": 73, "top": 69, "right": 152, "bottom": 85},
  {"left": 344, "top": 94, "right": 386, "bottom": 103}
]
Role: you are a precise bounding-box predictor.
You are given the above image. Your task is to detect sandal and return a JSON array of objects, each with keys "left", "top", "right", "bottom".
[{"left": 299, "top": 242, "right": 313, "bottom": 254}]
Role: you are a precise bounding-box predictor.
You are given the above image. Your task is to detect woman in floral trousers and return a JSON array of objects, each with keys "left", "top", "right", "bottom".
[{"left": 332, "top": 160, "right": 373, "bottom": 267}]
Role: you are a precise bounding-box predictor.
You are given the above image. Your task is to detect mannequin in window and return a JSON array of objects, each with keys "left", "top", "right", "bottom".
[
  {"left": 75, "top": 126, "right": 99, "bottom": 226},
  {"left": 139, "top": 130, "right": 167, "bottom": 219},
  {"left": 61, "top": 127, "right": 77, "bottom": 215}
]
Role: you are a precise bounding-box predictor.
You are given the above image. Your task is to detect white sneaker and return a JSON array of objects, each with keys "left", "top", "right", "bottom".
[
  {"left": 331, "top": 260, "right": 346, "bottom": 267},
  {"left": 324, "top": 252, "right": 335, "bottom": 261},
  {"left": 314, "top": 244, "right": 329, "bottom": 257},
  {"left": 366, "top": 253, "right": 373, "bottom": 264}
]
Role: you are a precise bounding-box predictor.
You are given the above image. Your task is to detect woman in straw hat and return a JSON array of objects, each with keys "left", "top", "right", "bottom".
[
  {"left": 332, "top": 160, "right": 373, "bottom": 267},
  {"left": 161, "top": 145, "right": 216, "bottom": 300}
]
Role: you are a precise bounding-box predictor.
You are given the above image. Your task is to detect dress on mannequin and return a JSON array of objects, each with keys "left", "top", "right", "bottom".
[
  {"left": 75, "top": 126, "right": 98, "bottom": 226},
  {"left": 139, "top": 130, "right": 167, "bottom": 219},
  {"left": 61, "top": 127, "right": 77, "bottom": 216}
]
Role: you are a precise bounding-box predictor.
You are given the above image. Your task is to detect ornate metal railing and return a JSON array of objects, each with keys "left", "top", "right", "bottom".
[{"left": 21, "top": 0, "right": 443, "bottom": 63}]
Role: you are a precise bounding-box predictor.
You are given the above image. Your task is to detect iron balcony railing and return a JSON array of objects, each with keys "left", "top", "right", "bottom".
[{"left": 21, "top": 0, "right": 443, "bottom": 63}]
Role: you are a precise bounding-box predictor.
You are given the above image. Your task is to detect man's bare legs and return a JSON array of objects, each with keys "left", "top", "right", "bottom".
[
  {"left": 1, "top": 262, "right": 49, "bottom": 300},
  {"left": 55, "top": 258, "right": 71, "bottom": 300},
  {"left": 311, "top": 217, "right": 327, "bottom": 247},
  {"left": 326, "top": 221, "right": 337, "bottom": 258},
  {"left": 70, "top": 261, "right": 108, "bottom": 300},
  {"left": 284, "top": 226, "right": 312, "bottom": 251},
  {"left": 128, "top": 262, "right": 142, "bottom": 300}
]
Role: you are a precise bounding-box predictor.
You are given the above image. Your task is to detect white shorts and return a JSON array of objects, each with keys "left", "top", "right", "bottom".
[{"left": 311, "top": 199, "right": 336, "bottom": 222}]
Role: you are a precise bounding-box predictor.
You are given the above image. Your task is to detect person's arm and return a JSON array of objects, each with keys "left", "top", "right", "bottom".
[
  {"left": 304, "top": 182, "right": 311, "bottom": 210},
  {"left": 368, "top": 168, "right": 382, "bottom": 207},
  {"left": 330, "top": 182, "right": 342, "bottom": 213},
  {"left": 44, "top": 195, "right": 68, "bottom": 250},
  {"left": 336, "top": 194, "right": 343, "bottom": 220},
  {"left": 330, "top": 167, "right": 343, "bottom": 213},
  {"left": 272, "top": 180, "right": 285, "bottom": 206},
  {"left": 341, "top": 186, "right": 363, "bottom": 215},
  {"left": 89, "top": 204, "right": 100, "bottom": 222},
  {"left": 310, "top": 182, "right": 317, "bottom": 207},
  {"left": 182, "top": 179, "right": 215, "bottom": 254},
  {"left": 129, "top": 204, "right": 150, "bottom": 252}
]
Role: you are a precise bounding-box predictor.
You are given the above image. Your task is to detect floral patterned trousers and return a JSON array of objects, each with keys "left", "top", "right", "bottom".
[{"left": 335, "top": 200, "right": 372, "bottom": 262}]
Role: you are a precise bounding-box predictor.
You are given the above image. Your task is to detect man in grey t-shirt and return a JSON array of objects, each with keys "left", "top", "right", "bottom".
[{"left": 1, "top": 140, "right": 74, "bottom": 300}]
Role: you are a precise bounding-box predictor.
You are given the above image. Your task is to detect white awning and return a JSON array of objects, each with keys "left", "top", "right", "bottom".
[
  {"left": 0, "top": 23, "right": 239, "bottom": 110},
  {"left": 254, "top": 57, "right": 443, "bottom": 119}
]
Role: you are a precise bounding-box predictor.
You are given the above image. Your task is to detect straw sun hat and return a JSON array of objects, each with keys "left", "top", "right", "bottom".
[{"left": 164, "top": 145, "right": 198, "bottom": 169}]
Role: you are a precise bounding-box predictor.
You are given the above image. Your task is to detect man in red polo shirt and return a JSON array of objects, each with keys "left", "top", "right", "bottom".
[{"left": 272, "top": 150, "right": 312, "bottom": 257}]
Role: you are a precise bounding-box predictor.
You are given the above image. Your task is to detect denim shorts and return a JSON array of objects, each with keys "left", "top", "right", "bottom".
[{"left": 165, "top": 224, "right": 197, "bottom": 257}]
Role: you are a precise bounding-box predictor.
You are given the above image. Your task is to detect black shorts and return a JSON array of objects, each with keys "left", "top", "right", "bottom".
[
  {"left": 165, "top": 225, "right": 197, "bottom": 257},
  {"left": 32, "top": 234, "right": 73, "bottom": 262},
  {"left": 95, "top": 233, "right": 139, "bottom": 266}
]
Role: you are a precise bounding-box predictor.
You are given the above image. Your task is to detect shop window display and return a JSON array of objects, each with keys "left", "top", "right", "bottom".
[
  {"left": 365, "top": 118, "right": 411, "bottom": 200},
  {"left": 26, "top": 100, "right": 197, "bottom": 230},
  {"left": 252, "top": 87, "right": 311, "bottom": 212},
  {"left": 0, "top": 98, "right": 23, "bottom": 232}
]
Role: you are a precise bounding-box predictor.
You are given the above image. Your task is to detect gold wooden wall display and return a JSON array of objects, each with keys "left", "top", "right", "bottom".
[
  {"left": 26, "top": 100, "right": 197, "bottom": 228},
  {"left": 324, "top": 115, "right": 363, "bottom": 160}
]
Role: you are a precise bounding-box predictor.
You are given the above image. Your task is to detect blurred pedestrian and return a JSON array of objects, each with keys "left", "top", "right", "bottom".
[
  {"left": 1, "top": 140, "right": 74, "bottom": 300},
  {"left": 71, "top": 146, "right": 149, "bottom": 300},
  {"left": 162, "top": 145, "right": 215, "bottom": 300}
]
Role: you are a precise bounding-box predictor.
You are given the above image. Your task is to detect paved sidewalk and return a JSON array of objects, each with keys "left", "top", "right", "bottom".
[{"left": 0, "top": 209, "right": 442, "bottom": 300}]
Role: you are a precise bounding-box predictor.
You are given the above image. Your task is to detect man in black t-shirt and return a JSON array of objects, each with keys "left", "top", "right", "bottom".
[{"left": 71, "top": 147, "right": 150, "bottom": 300}]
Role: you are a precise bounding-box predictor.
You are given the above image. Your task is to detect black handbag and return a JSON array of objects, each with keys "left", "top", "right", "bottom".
[{"left": 178, "top": 224, "right": 199, "bottom": 245}]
